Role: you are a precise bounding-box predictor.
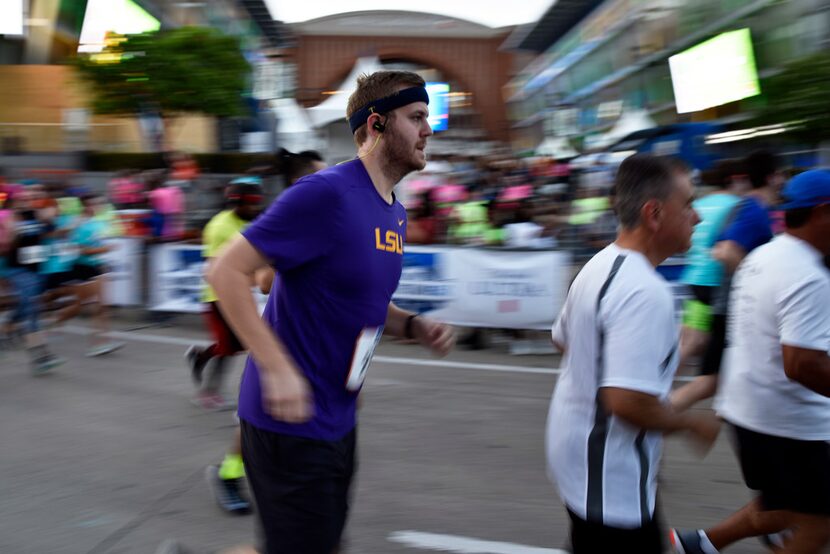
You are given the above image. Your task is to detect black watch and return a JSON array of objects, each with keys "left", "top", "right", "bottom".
[{"left": 404, "top": 313, "right": 419, "bottom": 339}]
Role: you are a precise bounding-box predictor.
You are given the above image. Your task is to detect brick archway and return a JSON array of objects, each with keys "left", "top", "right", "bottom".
[{"left": 294, "top": 34, "right": 513, "bottom": 141}]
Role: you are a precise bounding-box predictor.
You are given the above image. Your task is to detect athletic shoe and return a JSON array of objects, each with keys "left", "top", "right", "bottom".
[
  {"left": 191, "top": 392, "right": 231, "bottom": 411},
  {"left": 31, "top": 354, "right": 66, "bottom": 375},
  {"left": 760, "top": 529, "right": 792, "bottom": 550},
  {"left": 669, "top": 529, "right": 719, "bottom": 554},
  {"left": 185, "top": 345, "right": 207, "bottom": 386},
  {"left": 205, "top": 465, "right": 251, "bottom": 515},
  {"left": 86, "top": 341, "right": 126, "bottom": 357}
]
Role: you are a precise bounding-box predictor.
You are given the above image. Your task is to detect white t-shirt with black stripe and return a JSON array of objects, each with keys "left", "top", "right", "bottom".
[{"left": 547, "top": 244, "right": 679, "bottom": 528}]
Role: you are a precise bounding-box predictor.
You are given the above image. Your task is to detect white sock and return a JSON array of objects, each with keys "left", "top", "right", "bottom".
[{"left": 697, "top": 530, "right": 719, "bottom": 554}]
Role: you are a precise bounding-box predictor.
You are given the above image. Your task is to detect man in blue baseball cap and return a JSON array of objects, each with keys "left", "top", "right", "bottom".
[
  {"left": 778, "top": 168, "right": 830, "bottom": 210},
  {"left": 671, "top": 169, "right": 830, "bottom": 554}
]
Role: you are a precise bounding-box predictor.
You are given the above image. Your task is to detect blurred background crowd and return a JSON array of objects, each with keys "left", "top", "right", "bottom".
[{"left": 0, "top": 0, "right": 829, "bottom": 315}]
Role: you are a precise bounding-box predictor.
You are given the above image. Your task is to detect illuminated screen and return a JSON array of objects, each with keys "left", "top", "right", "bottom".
[
  {"left": 669, "top": 28, "right": 761, "bottom": 114},
  {"left": 0, "top": 0, "right": 25, "bottom": 36},
  {"left": 78, "top": 0, "right": 160, "bottom": 53},
  {"left": 426, "top": 82, "right": 450, "bottom": 132}
]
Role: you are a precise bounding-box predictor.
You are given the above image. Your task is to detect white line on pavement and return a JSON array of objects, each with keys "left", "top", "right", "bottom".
[
  {"left": 59, "top": 324, "right": 211, "bottom": 348},
  {"left": 388, "top": 530, "right": 566, "bottom": 554},
  {"left": 374, "top": 356, "right": 558, "bottom": 376},
  {"left": 55, "top": 325, "right": 697, "bottom": 382}
]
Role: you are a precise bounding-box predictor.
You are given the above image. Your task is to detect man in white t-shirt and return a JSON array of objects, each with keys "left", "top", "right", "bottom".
[
  {"left": 547, "top": 154, "right": 720, "bottom": 553},
  {"left": 670, "top": 169, "right": 830, "bottom": 554}
]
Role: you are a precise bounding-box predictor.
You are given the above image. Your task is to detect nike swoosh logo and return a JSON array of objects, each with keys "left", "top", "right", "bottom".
[{"left": 398, "top": 219, "right": 405, "bottom": 226}]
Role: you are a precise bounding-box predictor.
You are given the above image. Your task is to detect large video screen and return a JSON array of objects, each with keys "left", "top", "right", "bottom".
[
  {"left": 426, "top": 82, "right": 450, "bottom": 132},
  {"left": 78, "top": 0, "right": 160, "bottom": 53},
  {"left": 0, "top": 0, "right": 25, "bottom": 36},
  {"left": 669, "top": 28, "right": 760, "bottom": 114}
]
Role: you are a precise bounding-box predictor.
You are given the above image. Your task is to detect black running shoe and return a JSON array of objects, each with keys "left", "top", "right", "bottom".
[
  {"left": 205, "top": 465, "right": 251, "bottom": 515},
  {"left": 185, "top": 346, "right": 207, "bottom": 386}
]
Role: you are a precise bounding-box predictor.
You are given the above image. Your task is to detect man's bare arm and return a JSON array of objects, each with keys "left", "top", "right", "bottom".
[
  {"left": 783, "top": 345, "right": 830, "bottom": 397},
  {"left": 206, "top": 236, "right": 311, "bottom": 422},
  {"left": 602, "top": 387, "right": 720, "bottom": 451},
  {"left": 712, "top": 240, "right": 747, "bottom": 274}
]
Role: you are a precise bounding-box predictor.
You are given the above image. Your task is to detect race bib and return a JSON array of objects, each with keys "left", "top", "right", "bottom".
[
  {"left": 19, "top": 245, "right": 46, "bottom": 265},
  {"left": 57, "top": 243, "right": 80, "bottom": 261},
  {"left": 345, "top": 326, "right": 384, "bottom": 392}
]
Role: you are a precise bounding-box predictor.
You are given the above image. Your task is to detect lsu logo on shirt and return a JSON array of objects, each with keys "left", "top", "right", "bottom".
[{"left": 374, "top": 227, "right": 403, "bottom": 254}]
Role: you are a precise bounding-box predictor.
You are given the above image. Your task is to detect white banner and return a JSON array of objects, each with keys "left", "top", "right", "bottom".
[
  {"left": 393, "top": 246, "right": 571, "bottom": 330},
  {"left": 149, "top": 243, "right": 268, "bottom": 313},
  {"left": 101, "top": 237, "right": 142, "bottom": 306}
]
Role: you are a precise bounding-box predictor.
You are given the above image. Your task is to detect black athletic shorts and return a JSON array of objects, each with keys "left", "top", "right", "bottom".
[
  {"left": 72, "top": 263, "right": 104, "bottom": 282},
  {"left": 699, "top": 313, "right": 727, "bottom": 376},
  {"left": 42, "top": 271, "right": 75, "bottom": 291},
  {"left": 240, "top": 420, "right": 357, "bottom": 554},
  {"left": 567, "top": 508, "right": 663, "bottom": 554},
  {"left": 732, "top": 424, "right": 830, "bottom": 515},
  {"left": 689, "top": 285, "right": 715, "bottom": 305}
]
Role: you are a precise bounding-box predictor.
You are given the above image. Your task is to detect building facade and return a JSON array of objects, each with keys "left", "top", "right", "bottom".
[
  {"left": 0, "top": 0, "right": 283, "bottom": 152},
  {"left": 505, "top": 0, "right": 830, "bottom": 153}
]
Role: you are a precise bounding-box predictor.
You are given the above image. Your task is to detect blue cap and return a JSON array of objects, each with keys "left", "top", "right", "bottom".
[{"left": 779, "top": 169, "right": 830, "bottom": 210}]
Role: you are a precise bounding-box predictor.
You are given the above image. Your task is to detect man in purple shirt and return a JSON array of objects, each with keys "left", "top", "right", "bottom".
[{"left": 207, "top": 71, "right": 455, "bottom": 554}]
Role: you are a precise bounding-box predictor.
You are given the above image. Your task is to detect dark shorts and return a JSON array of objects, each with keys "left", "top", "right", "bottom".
[
  {"left": 567, "top": 508, "right": 663, "bottom": 554},
  {"left": 241, "top": 420, "right": 357, "bottom": 554},
  {"left": 699, "top": 313, "right": 727, "bottom": 376},
  {"left": 732, "top": 424, "right": 830, "bottom": 515},
  {"left": 72, "top": 263, "right": 104, "bottom": 282},
  {"left": 689, "top": 284, "right": 715, "bottom": 305},
  {"left": 42, "top": 271, "right": 75, "bottom": 291},
  {"left": 204, "top": 302, "right": 243, "bottom": 356}
]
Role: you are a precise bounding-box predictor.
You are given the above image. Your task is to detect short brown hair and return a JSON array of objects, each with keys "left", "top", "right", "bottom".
[{"left": 347, "top": 71, "right": 426, "bottom": 147}]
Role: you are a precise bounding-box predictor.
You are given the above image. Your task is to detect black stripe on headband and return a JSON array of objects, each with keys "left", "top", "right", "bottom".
[{"left": 348, "top": 86, "right": 430, "bottom": 134}]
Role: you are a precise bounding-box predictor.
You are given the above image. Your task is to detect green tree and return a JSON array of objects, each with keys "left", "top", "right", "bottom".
[
  {"left": 74, "top": 26, "right": 251, "bottom": 146},
  {"left": 749, "top": 50, "right": 830, "bottom": 145}
]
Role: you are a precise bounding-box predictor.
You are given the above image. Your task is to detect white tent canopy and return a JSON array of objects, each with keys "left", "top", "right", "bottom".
[
  {"left": 535, "top": 136, "right": 579, "bottom": 159},
  {"left": 308, "top": 56, "right": 385, "bottom": 128},
  {"left": 594, "top": 109, "right": 657, "bottom": 150},
  {"left": 270, "top": 97, "right": 322, "bottom": 153}
]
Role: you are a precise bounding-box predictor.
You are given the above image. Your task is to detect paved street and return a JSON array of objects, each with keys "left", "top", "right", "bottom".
[{"left": 1, "top": 317, "right": 762, "bottom": 554}]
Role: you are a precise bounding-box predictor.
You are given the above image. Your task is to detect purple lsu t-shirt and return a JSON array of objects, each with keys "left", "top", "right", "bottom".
[{"left": 238, "top": 159, "right": 406, "bottom": 440}]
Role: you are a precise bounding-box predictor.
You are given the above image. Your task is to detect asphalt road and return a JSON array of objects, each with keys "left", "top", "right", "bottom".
[{"left": 0, "top": 318, "right": 768, "bottom": 554}]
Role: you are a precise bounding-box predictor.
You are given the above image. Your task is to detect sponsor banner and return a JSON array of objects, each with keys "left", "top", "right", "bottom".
[
  {"left": 149, "top": 243, "right": 267, "bottom": 313},
  {"left": 147, "top": 243, "right": 685, "bottom": 330},
  {"left": 394, "top": 246, "right": 571, "bottom": 330},
  {"left": 101, "top": 237, "right": 142, "bottom": 306}
]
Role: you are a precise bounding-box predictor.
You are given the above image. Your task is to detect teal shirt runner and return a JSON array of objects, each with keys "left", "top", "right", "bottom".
[{"left": 681, "top": 193, "right": 741, "bottom": 288}]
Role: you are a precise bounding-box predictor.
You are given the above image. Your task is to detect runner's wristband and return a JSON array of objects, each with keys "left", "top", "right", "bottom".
[{"left": 405, "top": 314, "right": 419, "bottom": 340}]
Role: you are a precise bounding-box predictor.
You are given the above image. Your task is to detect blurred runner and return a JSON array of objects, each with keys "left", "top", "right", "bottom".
[
  {"left": 1, "top": 187, "right": 64, "bottom": 373},
  {"left": 547, "top": 155, "right": 718, "bottom": 554},
  {"left": 38, "top": 192, "right": 82, "bottom": 314},
  {"left": 50, "top": 193, "right": 125, "bottom": 357},
  {"left": 186, "top": 177, "right": 265, "bottom": 411},
  {"left": 674, "top": 160, "right": 746, "bottom": 373},
  {"left": 671, "top": 151, "right": 781, "bottom": 411},
  {"left": 670, "top": 170, "right": 830, "bottom": 554}
]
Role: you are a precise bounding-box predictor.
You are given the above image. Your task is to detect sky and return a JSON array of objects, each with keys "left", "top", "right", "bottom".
[{"left": 263, "top": 0, "right": 553, "bottom": 28}]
